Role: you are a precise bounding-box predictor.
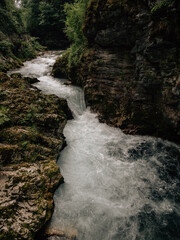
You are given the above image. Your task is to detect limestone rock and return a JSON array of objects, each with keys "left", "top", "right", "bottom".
[{"left": 43, "top": 227, "right": 78, "bottom": 240}]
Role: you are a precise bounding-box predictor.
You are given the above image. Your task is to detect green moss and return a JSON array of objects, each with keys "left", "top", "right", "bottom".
[
  {"left": 21, "top": 141, "right": 30, "bottom": 148},
  {"left": 52, "top": 53, "right": 68, "bottom": 78},
  {"left": 0, "top": 231, "right": 19, "bottom": 240},
  {"left": 0, "top": 112, "right": 10, "bottom": 126},
  {"left": 0, "top": 90, "right": 7, "bottom": 98},
  {"left": 46, "top": 165, "right": 59, "bottom": 178},
  {"left": 0, "top": 106, "right": 10, "bottom": 126},
  {"left": 0, "top": 72, "right": 69, "bottom": 239}
]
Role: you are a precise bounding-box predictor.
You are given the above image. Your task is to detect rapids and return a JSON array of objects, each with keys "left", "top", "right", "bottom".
[{"left": 10, "top": 52, "right": 180, "bottom": 240}]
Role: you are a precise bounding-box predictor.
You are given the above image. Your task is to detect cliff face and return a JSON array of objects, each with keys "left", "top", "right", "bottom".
[
  {"left": 63, "top": 0, "right": 180, "bottom": 142},
  {"left": 80, "top": 0, "right": 180, "bottom": 142}
]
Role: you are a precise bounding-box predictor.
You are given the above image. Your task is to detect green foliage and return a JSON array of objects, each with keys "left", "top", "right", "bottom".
[
  {"left": 0, "top": 8, "right": 21, "bottom": 35},
  {"left": 0, "top": 113, "right": 10, "bottom": 126},
  {"left": 64, "top": 0, "right": 89, "bottom": 68},
  {"left": 65, "top": 43, "right": 84, "bottom": 69},
  {"left": 0, "top": 0, "right": 25, "bottom": 36},
  {"left": 39, "top": 1, "right": 64, "bottom": 28},
  {"left": 0, "top": 0, "right": 44, "bottom": 71},
  {"left": 0, "top": 40, "right": 13, "bottom": 55},
  {"left": 16, "top": 37, "right": 44, "bottom": 60},
  {"left": 21, "top": 0, "right": 40, "bottom": 34},
  {"left": 21, "top": 141, "right": 30, "bottom": 148},
  {"left": 151, "top": 0, "right": 175, "bottom": 13},
  {"left": 0, "top": 106, "right": 10, "bottom": 127},
  {"left": 21, "top": 0, "right": 73, "bottom": 48},
  {"left": 0, "top": 90, "right": 7, "bottom": 99},
  {"left": 0, "top": 0, "right": 15, "bottom": 11},
  {"left": 64, "top": 0, "right": 89, "bottom": 44},
  {"left": 0, "top": 31, "right": 6, "bottom": 41}
]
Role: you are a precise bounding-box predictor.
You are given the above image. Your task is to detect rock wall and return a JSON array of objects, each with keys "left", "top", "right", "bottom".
[
  {"left": 54, "top": 0, "right": 180, "bottom": 143},
  {"left": 82, "top": 0, "right": 180, "bottom": 142},
  {"left": 0, "top": 72, "right": 72, "bottom": 239}
]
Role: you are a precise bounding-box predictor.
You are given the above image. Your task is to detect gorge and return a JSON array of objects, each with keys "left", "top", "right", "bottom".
[
  {"left": 9, "top": 52, "right": 180, "bottom": 240},
  {"left": 0, "top": 0, "right": 180, "bottom": 239}
]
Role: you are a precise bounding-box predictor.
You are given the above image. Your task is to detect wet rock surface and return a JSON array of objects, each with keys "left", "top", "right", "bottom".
[
  {"left": 42, "top": 228, "right": 78, "bottom": 240},
  {"left": 0, "top": 72, "right": 72, "bottom": 239}
]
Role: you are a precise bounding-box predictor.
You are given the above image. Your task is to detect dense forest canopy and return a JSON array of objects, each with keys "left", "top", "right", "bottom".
[
  {"left": 0, "top": 0, "right": 86, "bottom": 71},
  {"left": 0, "top": 0, "right": 43, "bottom": 71},
  {"left": 0, "top": 0, "right": 89, "bottom": 52},
  {"left": 1, "top": 0, "right": 84, "bottom": 55},
  {"left": 20, "top": 0, "right": 74, "bottom": 48}
]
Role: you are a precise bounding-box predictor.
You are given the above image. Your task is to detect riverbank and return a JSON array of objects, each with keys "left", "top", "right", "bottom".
[{"left": 0, "top": 70, "right": 72, "bottom": 239}]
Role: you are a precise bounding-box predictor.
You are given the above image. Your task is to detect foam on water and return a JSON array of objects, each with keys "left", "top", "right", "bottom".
[{"left": 10, "top": 52, "right": 180, "bottom": 240}]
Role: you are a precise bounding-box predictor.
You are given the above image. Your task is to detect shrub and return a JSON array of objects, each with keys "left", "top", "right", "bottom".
[
  {"left": 15, "top": 37, "right": 44, "bottom": 60},
  {"left": 0, "top": 40, "right": 13, "bottom": 55},
  {"left": 63, "top": 0, "right": 89, "bottom": 68}
]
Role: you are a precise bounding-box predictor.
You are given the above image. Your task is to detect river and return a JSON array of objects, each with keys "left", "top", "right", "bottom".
[{"left": 10, "top": 52, "right": 180, "bottom": 240}]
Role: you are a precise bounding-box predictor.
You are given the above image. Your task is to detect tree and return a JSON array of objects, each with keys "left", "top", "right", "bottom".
[
  {"left": 21, "top": 0, "right": 73, "bottom": 48},
  {"left": 63, "top": 0, "right": 89, "bottom": 67},
  {"left": 0, "top": 0, "right": 43, "bottom": 71}
]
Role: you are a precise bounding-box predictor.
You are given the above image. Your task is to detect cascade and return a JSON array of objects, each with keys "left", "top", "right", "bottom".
[{"left": 10, "top": 52, "right": 180, "bottom": 240}]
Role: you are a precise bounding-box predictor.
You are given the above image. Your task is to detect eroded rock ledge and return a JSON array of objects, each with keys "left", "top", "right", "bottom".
[{"left": 0, "top": 72, "right": 72, "bottom": 240}]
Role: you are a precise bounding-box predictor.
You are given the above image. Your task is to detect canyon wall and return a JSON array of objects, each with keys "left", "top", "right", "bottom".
[
  {"left": 54, "top": 0, "right": 180, "bottom": 143},
  {"left": 83, "top": 0, "right": 180, "bottom": 142}
]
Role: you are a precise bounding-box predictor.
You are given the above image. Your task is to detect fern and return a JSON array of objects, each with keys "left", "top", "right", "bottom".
[{"left": 151, "top": 0, "right": 175, "bottom": 13}]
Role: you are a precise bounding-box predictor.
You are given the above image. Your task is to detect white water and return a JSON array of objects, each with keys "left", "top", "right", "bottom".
[{"left": 10, "top": 52, "right": 180, "bottom": 240}]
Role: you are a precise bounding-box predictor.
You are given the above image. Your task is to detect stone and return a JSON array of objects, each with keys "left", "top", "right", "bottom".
[
  {"left": 44, "top": 227, "right": 78, "bottom": 240},
  {"left": 0, "top": 73, "right": 72, "bottom": 239},
  {"left": 64, "top": 81, "right": 72, "bottom": 86},
  {"left": 23, "top": 76, "right": 40, "bottom": 84}
]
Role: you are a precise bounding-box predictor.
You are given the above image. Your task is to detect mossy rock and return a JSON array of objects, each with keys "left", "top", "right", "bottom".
[
  {"left": 0, "top": 73, "right": 71, "bottom": 239},
  {"left": 0, "top": 112, "right": 10, "bottom": 126}
]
